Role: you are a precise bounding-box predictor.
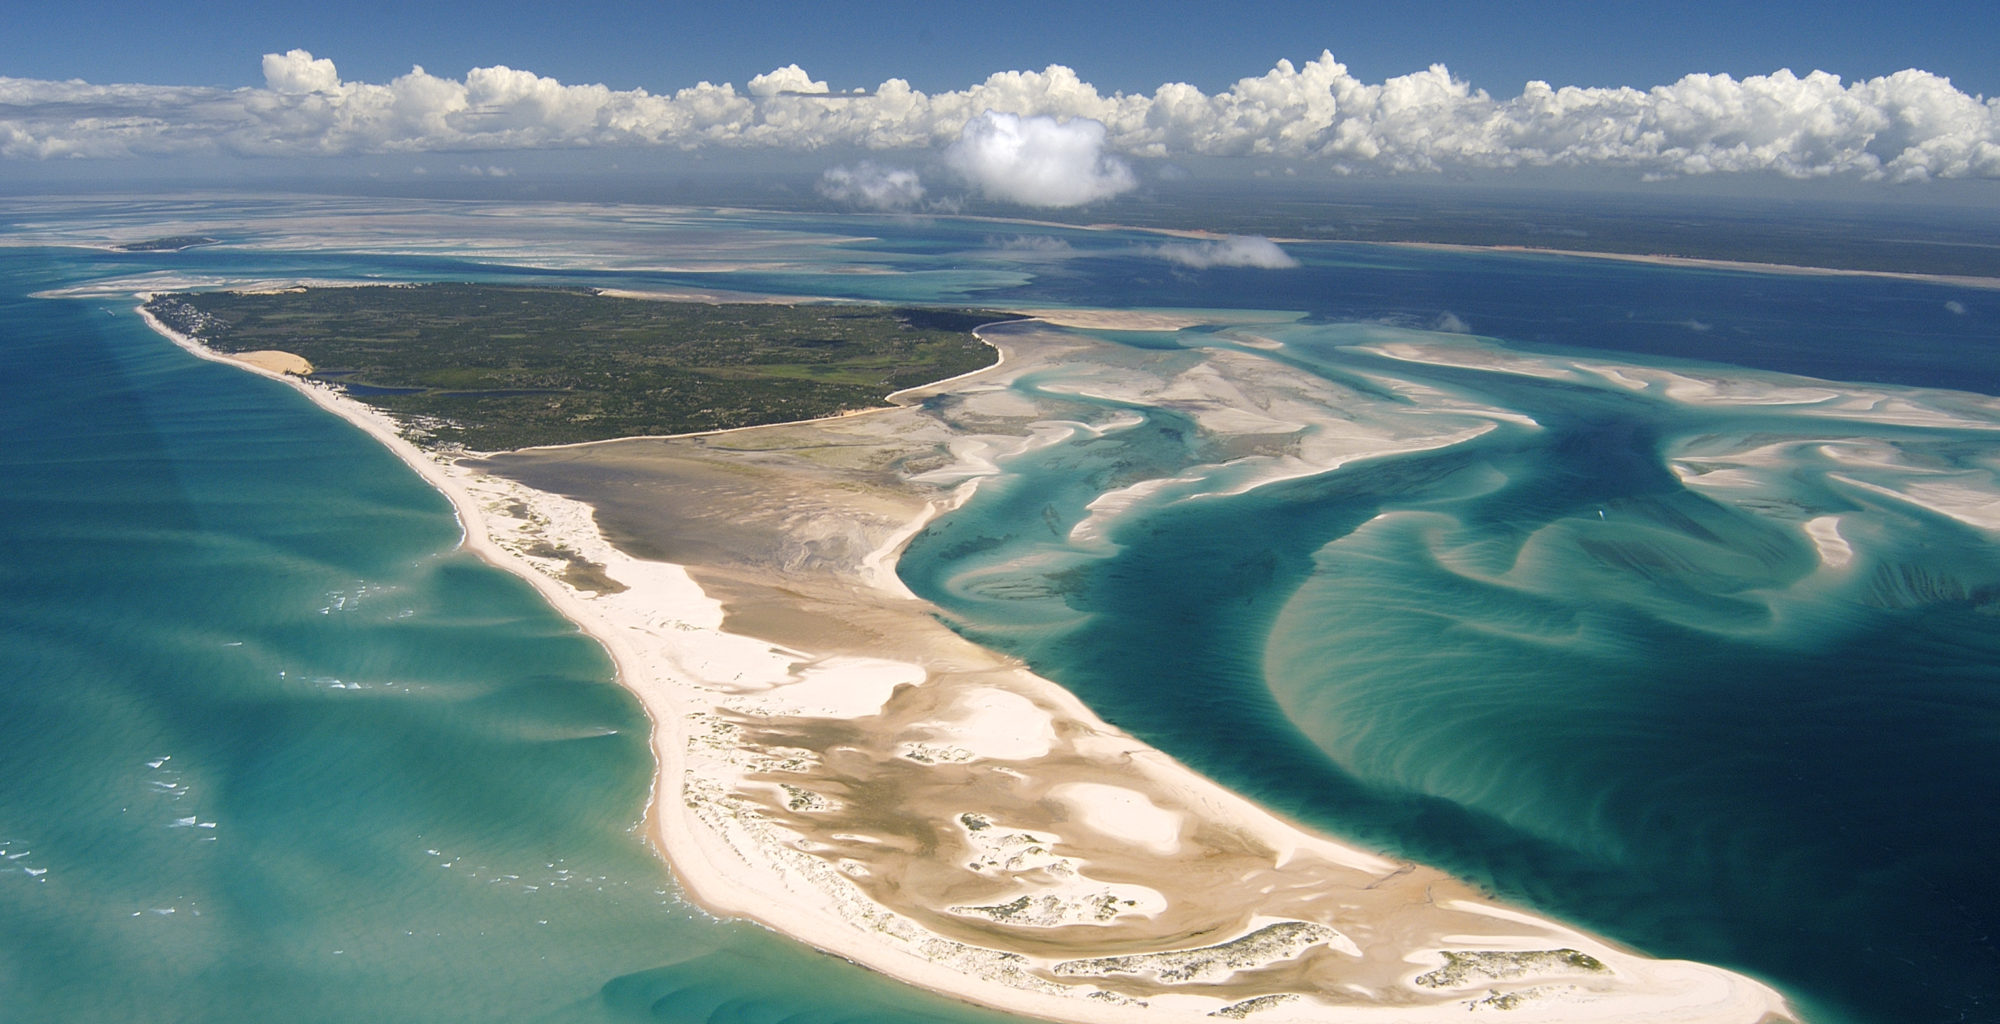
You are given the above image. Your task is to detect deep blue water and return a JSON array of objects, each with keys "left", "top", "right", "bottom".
[
  {"left": 890, "top": 274, "right": 2000, "bottom": 1024},
  {"left": 4, "top": 197, "right": 1998, "bottom": 1024}
]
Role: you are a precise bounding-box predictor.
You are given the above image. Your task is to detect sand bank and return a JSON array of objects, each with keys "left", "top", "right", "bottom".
[
  {"left": 145, "top": 304, "right": 1796, "bottom": 1024},
  {"left": 1386, "top": 240, "right": 2000, "bottom": 291},
  {"left": 1022, "top": 309, "right": 1230, "bottom": 331}
]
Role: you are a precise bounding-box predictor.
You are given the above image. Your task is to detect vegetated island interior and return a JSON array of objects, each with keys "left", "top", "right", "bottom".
[
  {"left": 144, "top": 283, "right": 1006, "bottom": 450},
  {"left": 115, "top": 235, "right": 219, "bottom": 252}
]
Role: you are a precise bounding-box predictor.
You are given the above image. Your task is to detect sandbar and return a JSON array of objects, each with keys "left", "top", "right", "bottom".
[{"left": 1385, "top": 240, "right": 2000, "bottom": 291}]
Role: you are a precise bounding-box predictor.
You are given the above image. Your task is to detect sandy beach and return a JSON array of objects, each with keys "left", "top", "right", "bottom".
[{"left": 141, "top": 303, "right": 1798, "bottom": 1024}]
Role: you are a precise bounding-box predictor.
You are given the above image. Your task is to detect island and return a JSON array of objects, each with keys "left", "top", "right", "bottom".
[
  {"left": 138, "top": 284, "right": 1797, "bottom": 1024},
  {"left": 144, "top": 284, "right": 1004, "bottom": 449},
  {"left": 113, "top": 235, "right": 220, "bottom": 252}
]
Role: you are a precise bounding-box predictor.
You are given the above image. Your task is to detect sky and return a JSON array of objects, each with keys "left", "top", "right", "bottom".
[
  {"left": 6, "top": 0, "right": 2000, "bottom": 206},
  {"left": 14, "top": 0, "right": 2000, "bottom": 98}
]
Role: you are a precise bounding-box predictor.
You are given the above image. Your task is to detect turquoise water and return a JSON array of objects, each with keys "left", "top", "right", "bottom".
[
  {"left": 5, "top": 197, "right": 1999, "bottom": 1024},
  {"left": 0, "top": 242, "right": 1018, "bottom": 1024},
  {"left": 899, "top": 322, "right": 2000, "bottom": 1024}
]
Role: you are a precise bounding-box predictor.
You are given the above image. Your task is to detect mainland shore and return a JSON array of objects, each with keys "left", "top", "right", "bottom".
[{"left": 140, "top": 303, "right": 1798, "bottom": 1024}]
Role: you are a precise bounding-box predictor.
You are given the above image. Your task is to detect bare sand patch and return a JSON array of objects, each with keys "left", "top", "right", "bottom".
[
  {"left": 1049, "top": 783, "right": 1185, "bottom": 856},
  {"left": 229, "top": 349, "right": 313, "bottom": 375}
]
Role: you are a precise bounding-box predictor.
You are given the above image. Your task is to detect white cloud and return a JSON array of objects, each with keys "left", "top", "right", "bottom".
[
  {"left": 944, "top": 111, "right": 1136, "bottom": 206},
  {"left": 262, "top": 49, "right": 340, "bottom": 94},
  {"left": 747, "top": 64, "right": 828, "bottom": 97},
  {"left": 4, "top": 49, "right": 2000, "bottom": 184},
  {"left": 1946, "top": 300, "right": 1968, "bottom": 314},
  {"left": 818, "top": 161, "right": 924, "bottom": 209},
  {"left": 1150, "top": 235, "right": 1298, "bottom": 268}
]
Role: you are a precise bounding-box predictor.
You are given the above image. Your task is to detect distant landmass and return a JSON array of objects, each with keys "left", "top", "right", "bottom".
[
  {"left": 622, "top": 173, "right": 2000, "bottom": 279},
  {"left": 1049, "top": 184, "right": 2000, "bottom": 279},
  {"left": 145, "top": 284, "right": 1004, "bottom": 450},
  {"left": 113, "top": 235, "right": 218, "bottom": 252}
]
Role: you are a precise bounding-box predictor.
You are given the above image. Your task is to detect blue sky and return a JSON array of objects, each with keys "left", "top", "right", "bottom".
[
  {"left": 16, "top": 0, "right": 1999, "bottom": 97},
  {"left": 6, "top": 0, "right": 1999, "bottom": 201}
]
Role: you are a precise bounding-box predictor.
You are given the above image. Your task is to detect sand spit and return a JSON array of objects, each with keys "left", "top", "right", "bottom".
[
  {"left": 1022, "top": 310, "right": 1228, "bottom": 331},
  {"left": 1384, "top": 241, "right": 2000, "bottom": 291},
  {"left": 144, "top": 306, "right": 1796, "bottom": 1024}
]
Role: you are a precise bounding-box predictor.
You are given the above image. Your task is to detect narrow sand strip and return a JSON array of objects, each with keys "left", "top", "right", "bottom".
[
  {"left": 142, "top": 303, "right": 1797, "bottom": 1024},
  {"left": 1386, "top": 241, "right": 2000, "bottom": 291}
]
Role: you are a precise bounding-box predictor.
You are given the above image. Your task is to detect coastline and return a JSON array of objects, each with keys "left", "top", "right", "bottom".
[{"left": 140, "top": 303, "right": 1799, "bottom": 1024}]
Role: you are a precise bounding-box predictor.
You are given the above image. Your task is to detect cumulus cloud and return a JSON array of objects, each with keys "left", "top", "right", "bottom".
[
  {"left": 944, "top": 111, "right": 1137, "bottom": 206},
  {"left": 818, "top": 161, "right": 924, "bottom": 209},
  {"left": 1150, "top": 234, "right": 1299, "bottom": 268},
  {"left": 747, "top": 64, "right": 828, "bottom": 97},
  {"left": 4, "top": 49, "right": 2000, "bottom": 184},
  {"left": 263, "top": 48, "right": 340, "bottom": 94},
  {"left": 1946, "top": 300, "right": 1968, "bottom": 314}
]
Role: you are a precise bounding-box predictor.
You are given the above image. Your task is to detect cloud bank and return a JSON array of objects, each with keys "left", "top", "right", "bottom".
[{"left": 5, "top": 49, "right": 2000, "bottom": 185}]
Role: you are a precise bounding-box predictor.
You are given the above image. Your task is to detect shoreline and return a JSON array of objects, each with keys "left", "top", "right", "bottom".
[{"left": 139, "top": 303, "right": 1799, "bottom": 1024}]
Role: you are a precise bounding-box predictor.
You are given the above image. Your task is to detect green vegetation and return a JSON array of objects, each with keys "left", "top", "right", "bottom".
[
  {"left": 1054, "top": 921, "right": 1334, "bottom": 983},
  {"left": 1210, "top": 994, "right": 1300, "bottom": 1019},
  {"left": 520, "top": 540, "right": 626, "bottom": 595},
  {"left": 1413, "top": 948, "right": 1608, "bottom": 988},
  {"left": 115, "top": 235, "right": 218, "bottom": 251},
  {"left": 146, "top": 284, "right": 1006, "bottom": 450}
]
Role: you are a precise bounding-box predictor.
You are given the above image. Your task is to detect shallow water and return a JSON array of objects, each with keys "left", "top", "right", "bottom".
[
  {"left": 5, "top": 197, "right": 1998, "bottom": 1024},
  {"left": 0, "top": 242, "right": 1020, "bottom": 1024},
  {"left": 898, "top": 325, "right": 2000, "bottom": 1024}
]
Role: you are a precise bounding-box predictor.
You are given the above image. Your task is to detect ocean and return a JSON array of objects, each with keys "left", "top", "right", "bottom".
[
  {"left": 0, "top": 232, "right": 1018, "bottom": 1024},
  {"left": 2, "top": 196, "right": 1996, "bottom": 1024}
]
